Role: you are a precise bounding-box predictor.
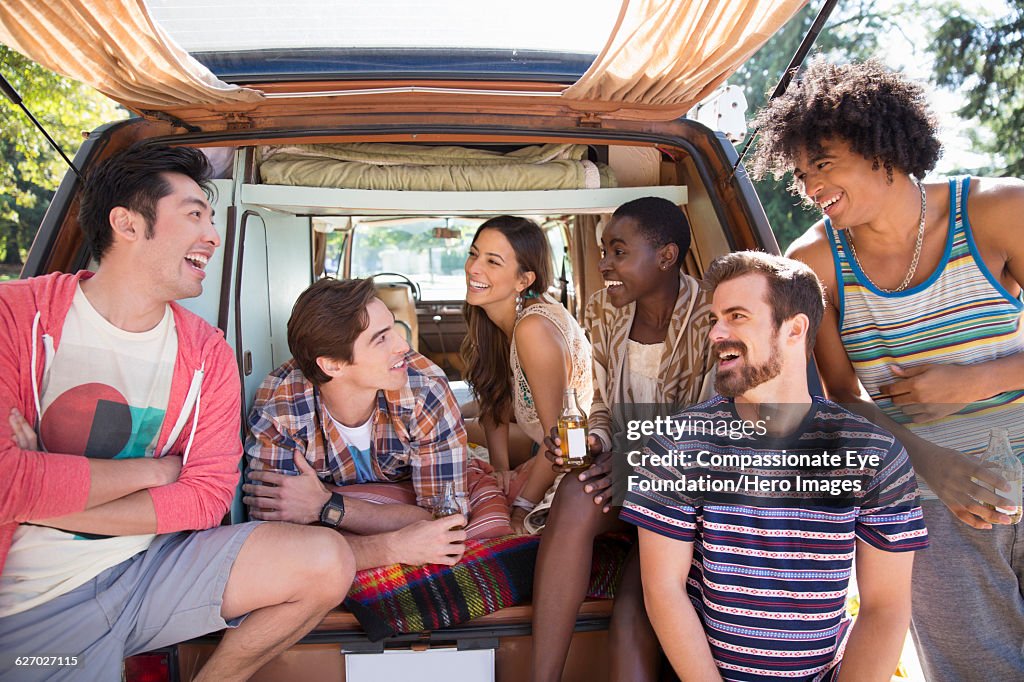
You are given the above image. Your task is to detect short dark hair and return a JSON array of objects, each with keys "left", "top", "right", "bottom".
[
  {"left": 750, "top": 58, "right": 942, "bottom": 187},
  {"left": 78, "top": 144, "right": 213, "bottom": 262},
  {"left": 612, "top": 196, "right": 691, "bottom": 266},
  {"left": 287, "top": 278, "right": 378, "bottom": 385},
  {"left": 703, "top": 251, "right": 825, "bottom": 354}
]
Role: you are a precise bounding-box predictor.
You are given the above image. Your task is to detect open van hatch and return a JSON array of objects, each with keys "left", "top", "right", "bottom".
[{"left": 0, "top": 1, "right": 806, "bottom": 679}]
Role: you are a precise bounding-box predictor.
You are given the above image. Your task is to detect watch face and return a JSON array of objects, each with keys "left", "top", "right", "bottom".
[{"left": 324, "top": 506, "right": 343, "bottom": 526}]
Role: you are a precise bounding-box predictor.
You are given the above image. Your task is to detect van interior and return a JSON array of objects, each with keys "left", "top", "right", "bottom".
[
  {"left": 24, "top": 118, "right": 776, "bottom": 681},
  {"left": 121, "top": 135, "right": 761, "bottom": 680}
]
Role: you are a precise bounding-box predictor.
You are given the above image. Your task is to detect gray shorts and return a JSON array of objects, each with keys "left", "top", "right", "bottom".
[{"left": 0, "top": 521, "right": 261, "bottom": 682}]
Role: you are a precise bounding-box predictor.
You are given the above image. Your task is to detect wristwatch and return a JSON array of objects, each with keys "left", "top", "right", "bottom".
[{"left": 319, "top": 492, "right": 346, "bottom": 528}]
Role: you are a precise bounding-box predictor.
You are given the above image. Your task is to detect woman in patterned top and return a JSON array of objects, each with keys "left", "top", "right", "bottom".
[
  {"left": 462, "top": 216, "right": 593, "bottom": 535},
  {"left": 531, "top": 197, "right": 715, "bottom": 682}
]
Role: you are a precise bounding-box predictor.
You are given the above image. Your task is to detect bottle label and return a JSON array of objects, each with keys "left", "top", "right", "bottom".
[{"left": 566, "top": 427, "right": 587, "bottom": 459}]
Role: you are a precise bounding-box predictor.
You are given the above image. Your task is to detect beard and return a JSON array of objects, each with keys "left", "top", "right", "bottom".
[{"left": 714, "top": 339, "right": 783, "bottom": 398}]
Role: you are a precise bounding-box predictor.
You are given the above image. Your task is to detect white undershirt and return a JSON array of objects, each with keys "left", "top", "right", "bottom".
[{"left": 328, "top": 411, "right": 376, "bottom": 483}]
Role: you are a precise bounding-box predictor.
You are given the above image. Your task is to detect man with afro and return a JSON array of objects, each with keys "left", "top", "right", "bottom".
[{"left": 751, "top": 57, "right": 1024, "bottom": 680}]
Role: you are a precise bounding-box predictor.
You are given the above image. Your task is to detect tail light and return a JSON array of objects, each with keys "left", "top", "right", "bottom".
[{"left": 124, "top": 652, "right": 171, "bottom": 682}]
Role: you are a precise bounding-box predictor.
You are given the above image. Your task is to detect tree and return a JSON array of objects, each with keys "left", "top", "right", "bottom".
[
  {"left": 930, "top": 2, "right": 1023, "bottom": 176},
  {"left": 0, "top": 46, "right": 122, "bottom": 267},
  {"left": 733, "top": 1, "right": 905, "bottom": 250}
]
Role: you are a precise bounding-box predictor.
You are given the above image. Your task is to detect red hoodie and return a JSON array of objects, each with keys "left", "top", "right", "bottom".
[{"left": 0, "top": 272, "right": 242, "bottom": 574}]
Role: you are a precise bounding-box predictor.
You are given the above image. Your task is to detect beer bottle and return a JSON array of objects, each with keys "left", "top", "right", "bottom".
[
  {"left": 558, "top": 388, "right": 591, "bottom": 469},
  {"left": 977, "top": 428, "right": 1023, "bottom": 524}
]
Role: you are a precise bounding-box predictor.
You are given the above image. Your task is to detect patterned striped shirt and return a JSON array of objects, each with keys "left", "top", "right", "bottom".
[
  {"left": 622, "top": 396, "right": 927, "bottom": 681},
  {"left": 829, "top": 176, "right": 1024, "bottom": 499},
  {"left": 246, "top": 352, "right": 467, "bottom": 506}
]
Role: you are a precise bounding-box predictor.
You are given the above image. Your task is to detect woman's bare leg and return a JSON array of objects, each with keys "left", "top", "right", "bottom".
[
  {"left": 608, "top": 546, "right": 660, "bottom": 682},
  {"left": 531, "top": 474, "right": 627, "bottom": 682}
]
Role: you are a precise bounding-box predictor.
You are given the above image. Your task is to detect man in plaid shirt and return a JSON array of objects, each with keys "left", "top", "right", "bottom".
[{"left": 244, "top": 278, "right": 468, "bottom": 568}]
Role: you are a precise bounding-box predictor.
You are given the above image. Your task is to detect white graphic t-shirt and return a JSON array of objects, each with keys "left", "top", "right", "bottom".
[
  {"left": 328, "top": 411, "right": 377, "bottom": 484},
  {"left": 0, "top": 285, "right": 178, "bottom": 617}
]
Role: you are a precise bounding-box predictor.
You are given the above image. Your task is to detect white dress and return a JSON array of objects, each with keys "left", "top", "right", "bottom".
[{"left": 622, "top": 339, "right": 664, "bottom": 405}]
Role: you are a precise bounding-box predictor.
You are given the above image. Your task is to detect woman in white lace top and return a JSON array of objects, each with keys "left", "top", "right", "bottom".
[{"left": 461, "top": 216, "right": 593, "bottom": 534}]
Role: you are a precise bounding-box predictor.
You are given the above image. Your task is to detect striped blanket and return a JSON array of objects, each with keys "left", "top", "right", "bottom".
[{"left": 345, "top": 534, "right": 631, "bottom": 640}]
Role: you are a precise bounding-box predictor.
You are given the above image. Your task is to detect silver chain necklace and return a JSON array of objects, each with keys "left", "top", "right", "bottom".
[{"left": 847, "top": 180, "right": 927, "bottom": 293}]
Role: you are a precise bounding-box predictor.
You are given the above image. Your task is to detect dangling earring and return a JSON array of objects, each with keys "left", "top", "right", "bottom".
[{"left": 515, "top": 291, "right": 524, "bottom": 319}]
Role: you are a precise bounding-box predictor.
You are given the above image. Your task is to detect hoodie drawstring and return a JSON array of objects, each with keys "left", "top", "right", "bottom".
[
  {"left": 30, "top": 311, "right": 42, "bottom": 428},
  {"left": 161, "top": 362, "right": 205, "bottom": 466},
  {"left": 183, "top": 371, "right": 203, "bottom": 467}
]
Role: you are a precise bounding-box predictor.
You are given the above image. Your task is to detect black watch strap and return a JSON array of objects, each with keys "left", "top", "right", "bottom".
[{"left": 319, "top": 492, "right": 346, "bottom": 528}]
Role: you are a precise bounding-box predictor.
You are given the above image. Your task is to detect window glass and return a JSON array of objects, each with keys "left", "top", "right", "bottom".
[
  {"left": 148, "top": 0, "right": 618, "bottom": 52},
  {"left": 315, "top": 215, "right": 573, "bottom": 302},
  {"left": 543, "top": 218, "right": 570, "bottom": 294},
  {"left": 146, "top": 0, "right": 621, "bottom": 81},
  {"left": 350, "top": 217, "right": 481, "bottom": 301}
]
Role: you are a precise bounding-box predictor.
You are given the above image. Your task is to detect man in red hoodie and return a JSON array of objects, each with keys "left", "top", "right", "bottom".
[{"left": 0, "top": 145, "right": 354, "bottom": 680}]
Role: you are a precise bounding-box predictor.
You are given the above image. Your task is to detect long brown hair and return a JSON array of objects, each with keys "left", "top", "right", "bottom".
[{"left": 461, "top": 216, "right": 553, "bottom": 425}]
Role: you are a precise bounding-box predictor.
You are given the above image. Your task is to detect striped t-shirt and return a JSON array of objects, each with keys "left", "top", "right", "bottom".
[{"left": 622, "top": 396, "right": 927, "bottom": 681}]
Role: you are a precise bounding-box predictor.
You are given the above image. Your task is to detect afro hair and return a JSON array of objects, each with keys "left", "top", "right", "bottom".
[{"left": 749, "top": 57, "right": 942, "bottom": 188}]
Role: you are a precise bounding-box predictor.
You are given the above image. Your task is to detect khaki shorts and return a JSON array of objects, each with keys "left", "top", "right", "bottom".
[{"left": 0, "top": 521, "right": 261, "bottom": 681}]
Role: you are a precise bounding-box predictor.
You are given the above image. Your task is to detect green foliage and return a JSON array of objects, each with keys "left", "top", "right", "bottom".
[
  {"left": 358, "top": 225, "right": 444, "bottom": 252},
  {"left": 0, "top": 46, "right": 123, "bottom": 265},
  {"left": 930, "top": 1, "right": 1023, "bottom": 176},
  {"left": 439, "top": 249, "right": 466, "bottom": 272},
  {"left": 733, "top": 1, "right": 898, "bottom": 251}
]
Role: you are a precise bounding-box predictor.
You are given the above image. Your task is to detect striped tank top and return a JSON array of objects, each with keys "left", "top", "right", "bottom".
[{"left": 827, "top": 176, "right": 1024, "bottom": 499}]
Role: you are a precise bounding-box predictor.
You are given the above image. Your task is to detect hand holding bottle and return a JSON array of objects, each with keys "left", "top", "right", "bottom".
[
  {"left": 557, "top": 388, "right": 591, "bottom": 469},
  {"left": 972, "top": 428, "right": 1023, "bottom": 524}
]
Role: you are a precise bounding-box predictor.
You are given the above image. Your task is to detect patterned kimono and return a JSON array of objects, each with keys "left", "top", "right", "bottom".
[{"left": 584, "top": 271, "right": 715, "bottom": 452}]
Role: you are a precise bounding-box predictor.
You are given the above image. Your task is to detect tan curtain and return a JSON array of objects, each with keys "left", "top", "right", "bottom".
[
  {"left": 563, "top": 0, "right": 807, "bottom": 120},
  {"left": 0, "top": 0, "right": 263, "bottom": 108}
]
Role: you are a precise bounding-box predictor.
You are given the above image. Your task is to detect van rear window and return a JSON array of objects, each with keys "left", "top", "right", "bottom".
[{"left": 147, "top": 0, "right": 620, "bottom": 82}]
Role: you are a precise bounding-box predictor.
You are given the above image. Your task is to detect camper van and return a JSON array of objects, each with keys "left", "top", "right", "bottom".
[{"left": 1, "top": 1, "right": 805, "bottom": 679}]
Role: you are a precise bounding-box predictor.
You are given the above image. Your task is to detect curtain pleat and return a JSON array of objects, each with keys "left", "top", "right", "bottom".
[
  {"left": 0, "top": 0, "right": 263, "bottom": 108},
  {"left": 563, "top": 0, "right": 807, "bottom": 119}
]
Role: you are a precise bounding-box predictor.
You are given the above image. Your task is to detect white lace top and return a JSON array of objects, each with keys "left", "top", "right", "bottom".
[
  {"left": 509, "top": 302, "right": 594, "bottom": 445},
  {"left": 622, "top": 339, "right": 664, "bottom": 405}
]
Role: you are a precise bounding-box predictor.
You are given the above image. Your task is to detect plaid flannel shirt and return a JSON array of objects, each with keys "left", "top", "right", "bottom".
[{"left": 246, "top": 352, "right": 467, "bottom": 507}]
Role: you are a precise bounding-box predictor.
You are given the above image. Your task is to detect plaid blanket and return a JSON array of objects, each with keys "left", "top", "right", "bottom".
[{"left": 344, "top": 534, "right": 631, "bottom": 640}]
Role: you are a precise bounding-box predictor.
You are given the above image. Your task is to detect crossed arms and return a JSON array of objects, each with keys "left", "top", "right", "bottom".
[{"left": 1, "top": 337, "right": 242, "bottom": 538}]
